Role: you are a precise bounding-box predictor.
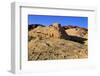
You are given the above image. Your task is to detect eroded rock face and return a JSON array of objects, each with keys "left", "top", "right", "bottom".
[
  {"left": 51, "top": 23, "right": 68, "bottom": 39},
  {"left": 65, "top": 28, "right": 87, "bottom": 38},
  {"left": 63, "top": 25, "right": 88, "bottom": 45},
  {"left": 28, "top": 39, "right": 87, "bottom": 60},
  {"left": 28, "top": 23, "right": 88, "bottom": 60},
  {"left": 83, "top": 33, "right": 88, "bottom": 45},
  {"left": 28, "top": 23, "right": 68, "bottom": 40}
]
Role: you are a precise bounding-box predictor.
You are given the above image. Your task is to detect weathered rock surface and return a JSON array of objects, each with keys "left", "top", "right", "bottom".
[
  {"left": 65, "top": 28, "right": 87, "bottom": 38},
  {"left": 28, "top": 38, "right": 87, "bottom": 60},
  {"left": 63, "top": 25, "right": 88, "bottom": 45},
  {"left": 28, "top": 23, "right": 88, "bottom": 60},
  {"left": 28, "top": 23, "right": 68, "bottom": 40}
]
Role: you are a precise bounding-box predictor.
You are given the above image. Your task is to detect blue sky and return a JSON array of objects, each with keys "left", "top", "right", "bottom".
[{"left": 28, "top": 15, "right": 88, "bottom": 28}]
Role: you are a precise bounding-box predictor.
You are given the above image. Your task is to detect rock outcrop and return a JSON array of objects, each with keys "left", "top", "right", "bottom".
[
  {"left": 63, "top": 25, "right": 88, "bottom": 44},
  {"left": 28, "top": 23, "right": 68, "bottom": 40},
  {"left": 28, "top": 23, "right": 88, "bottom": 60},
  {"left": 28, "top": 38, "right": 87, "bottom": 60}
]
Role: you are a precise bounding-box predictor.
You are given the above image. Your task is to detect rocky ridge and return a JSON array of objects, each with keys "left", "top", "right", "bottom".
[{"left": 28, "top": 23, "right": 88, "bottom": 60}]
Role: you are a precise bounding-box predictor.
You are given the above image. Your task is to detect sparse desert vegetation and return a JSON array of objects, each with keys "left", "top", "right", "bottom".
[{"left": 28, "top": 23, "right": 88, "bottom": 60}]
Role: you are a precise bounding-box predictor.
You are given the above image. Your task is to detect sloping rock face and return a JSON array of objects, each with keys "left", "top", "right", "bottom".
[
  {"left": 83, "top": 33, "right": 88, "bottom": 45},
  {"left": 50, "top": 23, "right": 68, "bottom": 39},
  {"left": 63, "top": 25, "right": 87, "bottom": 38},
  {"left": 28, "top": 23, "right": 88, "bottom": 60},
  {"left": 63, "top": 25, "right": 88, "bottom": 45},
  {"left": 28, "top": 38, "right": 87, "bottom": 60},
  {"left": 65, "top": 28, "right": 87, "bottom": 38},
  {"left": 28, "top": 23, "right": 68, "bottom": 41}
]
